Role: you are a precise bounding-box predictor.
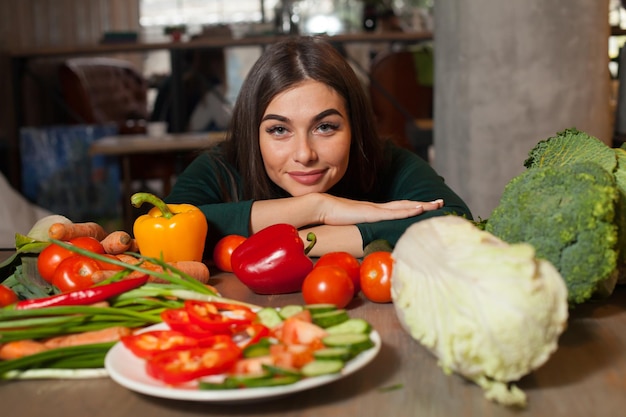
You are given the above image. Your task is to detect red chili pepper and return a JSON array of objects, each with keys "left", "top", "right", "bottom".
[
  {"left": 184, "top": 300, "right": 255, "bottom": 333},
  {"left": 230, "top": 223, "right": 316, "bottom": 294},
  {"left": 145, "top": 344, "right": 241, "bottom": 385},
  {"left": 121, "top": 329, "right": 199, "bottom": 359},
  {"left": 14, "top": 275, "right": 149, "bottom": 310}
]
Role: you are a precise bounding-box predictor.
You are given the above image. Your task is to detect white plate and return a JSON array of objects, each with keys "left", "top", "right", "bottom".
[{"left": 104, "top": 322, "right": 381, "bottom": 403}]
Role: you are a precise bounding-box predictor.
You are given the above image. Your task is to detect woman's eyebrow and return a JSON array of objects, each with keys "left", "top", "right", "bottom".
[
  {"left": 261, "top": 114, "right": 288, "bottom": 122},
  {"left": 314, "top": 109, "right": 344, "bottom": 121},
  {"left": 261, "top": 109, "right": 344, "bottom": 123}
]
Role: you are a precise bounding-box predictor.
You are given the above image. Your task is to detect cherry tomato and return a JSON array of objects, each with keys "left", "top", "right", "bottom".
[
  {"left": 0, "top": 285, "right": 18, "bottom": 307},
  {"left": 69, "top": 236, "right": 105, "bottom": 254},
  {"left": 213, "top": 235, "right": 246, "bottom": 272},
  {"left": 359, "top": 251, "right": 393, "bottom": 303},
  {"left": 52, "top": 255, "right": 101, "bottom": 292},
  {"left": 37, "top": 244, "right": 75, "bottom": 283},
  {"left": 301, "top": 265, "right": 354, "bottom": 309},
  {"left": 314, "top": 251, "right": 361, "bottom": 295}
]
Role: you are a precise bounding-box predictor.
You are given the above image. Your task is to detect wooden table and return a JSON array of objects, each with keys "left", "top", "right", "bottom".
[
  {"left": 89, "top": 131, "right": 226, "bottom": 231},
  {"left": 2, "top": 247, "right": 626, "bottom": 416}
]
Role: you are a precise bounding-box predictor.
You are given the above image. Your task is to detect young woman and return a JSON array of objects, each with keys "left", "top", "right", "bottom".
[{"left": 165, "top": 36, "right": 472, "bottom": 258}]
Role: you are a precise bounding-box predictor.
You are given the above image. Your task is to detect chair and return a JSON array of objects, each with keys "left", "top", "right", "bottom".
[
  {"left": 58, "top": 57, "right": 177, "bottom": 197},
  {"left": 368, "top": 49, "right": 434, "bottom": 161}
]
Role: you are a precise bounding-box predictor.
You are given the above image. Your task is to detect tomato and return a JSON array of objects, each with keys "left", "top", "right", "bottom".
[
  {"left": 0, "top": 285, "right": 18, "bottom": 307},
  {"left": 213, "top": 235, "right": 246, "bottom": 272},
  {"left": 359, "top": 251, "right": 393, "bottom": 303},
  {"left": 301, "top": 265, "right": 354, "bottom": 309},
  {"left": 51, "top": 255, "right": 101, "bottom": 292},
  {"left": 37, "top": 244, "right": 75, "bottom": 283},
  {"left": 69, "top": 236, "right": 105, "bottom": 254},
  {"left": 314, "top": 251, "right": 361, "bottom": 295},
  {"left": 121, "top": 330, "right": 199, "bottom": 359}
]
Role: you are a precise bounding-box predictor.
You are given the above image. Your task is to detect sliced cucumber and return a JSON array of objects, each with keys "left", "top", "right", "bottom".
[
  {"left": 262, "top": 363, "right": 302, "bottom": 377},
  {"left": 322, "top": 333, "right": 374, "bottom": 355},
  {"left": 257, "top": 307, "right": 283, "bottom": 328},
  {"left": 313, "top": 347, "right": 352, "bottom": 361},
  {"left": 238, "top": 374, "right": 302, "bottom": 388},
  {"left": 279, "top": 304, "right": 304, "bottom": 319},
  {"left": 311, "top": 309, "right": 350, "bottom": 328},
  {"left": 242, "top": 339, "right": 271, "bottom": 358},
  {"left": 301, "top": 359, "right": 344, "bottom": 377},
  {"left": 304, "top": 303, "right": 337, "bottom": 315},
  {"left": 325, "top": 318, "right": 372, "bottom": 335}
]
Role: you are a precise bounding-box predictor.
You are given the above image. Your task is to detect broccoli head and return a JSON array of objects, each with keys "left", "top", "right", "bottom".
[{"left": 486, "top": 161, "right": 619, "bottom": 305}]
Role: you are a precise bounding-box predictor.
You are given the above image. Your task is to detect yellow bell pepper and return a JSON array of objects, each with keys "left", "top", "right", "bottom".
[{"left": 130, "top": 192, "right": 208, "bottom": 262}]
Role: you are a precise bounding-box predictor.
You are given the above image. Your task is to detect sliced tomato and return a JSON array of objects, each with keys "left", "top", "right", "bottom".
[
  {"left": 269, "top": 343, "right": 316, "bottom": 369},
  {"left": 230, "top": 355, "right": 274, "bottom": 376},
  {"left": 121, "top": 330, "right": 199, "bottom": 359},
  {"left": 279, "top": 314, "right": 328, "bottom": 346},
  {"left": 146, "top": 345, "right": 241, "bottom": 385}
]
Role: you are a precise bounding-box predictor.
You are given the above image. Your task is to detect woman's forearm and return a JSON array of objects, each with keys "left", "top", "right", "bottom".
[
  {"left": 299, "top": 224, "right": 364, "bottom": 258},
  {"left": 249, "top": 194, "right": 322, "bottom": 233}
]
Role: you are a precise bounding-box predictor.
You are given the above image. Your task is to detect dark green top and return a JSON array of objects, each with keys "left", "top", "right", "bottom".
[{"left": 165, "top": 143, "right": 472, "bottom": 256}]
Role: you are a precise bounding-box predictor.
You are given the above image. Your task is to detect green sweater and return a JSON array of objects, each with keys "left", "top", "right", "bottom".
[{"left": 165, "top": 143, "right": 472, "bottom": 255}]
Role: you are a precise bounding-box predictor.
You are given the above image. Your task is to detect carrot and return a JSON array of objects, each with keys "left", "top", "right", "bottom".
[
  {"left": 42, "top": 326, "right": 131, "bottom": 350},
  {"left": 91, "top": 260, "right": 210, "bottom": 284},
  {"left": 100, "top": 231, "right": 132, "bottom": 254},
  {"left": 0, "top": 340, "right": 48, "bottom": 360},
  {"left": 116, "top": 254, "right": 141, "bottom": 264},
  {"left": 48, "top": 222, "right": 107, "bottom": 241},
  {"left": 128, "top": 238, "right": 140, "bottom": 253}
]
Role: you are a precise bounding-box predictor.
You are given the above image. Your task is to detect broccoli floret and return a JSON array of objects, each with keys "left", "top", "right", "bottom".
[{"left": 486, "top": 161, "right": 619, "bottom": 305}]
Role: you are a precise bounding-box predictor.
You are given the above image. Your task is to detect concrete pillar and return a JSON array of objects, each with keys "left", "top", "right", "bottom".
[{"left": 434, "top": 1, "right": 611, "bottom": 220}]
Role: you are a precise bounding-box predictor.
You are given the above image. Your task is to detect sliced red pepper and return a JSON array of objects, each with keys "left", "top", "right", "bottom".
[
  {"left": 145, "top": 345, "right": 241, "bottom": 385},
  {"left": 14, "top": 275, "right": 149, "bottom": 310},
  {"left": 233, "top": 323, "right": 270, "bottom": 349},
  {"left": 184, "top": 300, "right": 255, "bottom": 334},
  {"left": 161, "top": 308, "right": 215, "bottom": 339},
  {"left": 121, "top": 330, "right": 199, "bottom": 359}
]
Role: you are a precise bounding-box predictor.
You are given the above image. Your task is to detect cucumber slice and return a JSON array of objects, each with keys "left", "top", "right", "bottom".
[
  {"left": 313, "top": 347, "right": 352, "bottom": 361},
  {"left": 301, "top": 359, "right": 344, "bottom": 377},
  {"left": 238, "top": 374, "right": 302, "bottom": 388},
  {"left": 257, "top": 307, "right": 283, "bottom": 328},
  {"left": 262, "top": 363, "right": 302, "bottom": 377},
  {"left": 304, "top": 303, "right": 337, "bottom": 315},
  {"left": 279, "top": 304, "right": 304, "bottom": 319},
  {"left": 325, "top": 318, "right": 372, "bottom": 335},
  {"left": 242, "top": 340, "right": 271, "bottom": 358},
  {"left": 322, "top": 333, "right": 374, "bottom": 355},
  {"left": 311, "top": 309, "right": 350, "bottom": 328}
]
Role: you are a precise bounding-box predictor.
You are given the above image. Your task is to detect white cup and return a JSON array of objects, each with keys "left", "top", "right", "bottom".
[{"left": 147, "top": 122, "right": 168, "bottom": 138}]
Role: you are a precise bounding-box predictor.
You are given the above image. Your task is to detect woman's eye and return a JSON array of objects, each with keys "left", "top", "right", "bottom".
[
  {"left": 266, "top": 125, "right": 288, "bottom": 136},
  {"left": 316, "top": 122, "right": 339, "bottom": 134}
]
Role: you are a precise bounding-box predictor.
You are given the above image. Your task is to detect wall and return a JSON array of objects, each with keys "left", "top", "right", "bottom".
[{"left": 435, "top": 0, "right": 612, "bottom": 220}]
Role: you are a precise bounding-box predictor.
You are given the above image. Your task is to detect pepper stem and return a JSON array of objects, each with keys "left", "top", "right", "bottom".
[
  {"left": 304, "top": 232, "right": 317, "bottom": 255},
  {"left": 130, "top": 192, "right": 174, "bottom": 219}
]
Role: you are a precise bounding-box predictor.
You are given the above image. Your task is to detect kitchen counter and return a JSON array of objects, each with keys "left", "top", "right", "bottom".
[{"left": 1, "top": 250, "right": 626, "bottom": 416}]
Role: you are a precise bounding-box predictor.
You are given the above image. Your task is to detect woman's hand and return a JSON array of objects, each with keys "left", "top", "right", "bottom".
[{"left": 317, "top": 194, "right": 444, "bottom": 226}]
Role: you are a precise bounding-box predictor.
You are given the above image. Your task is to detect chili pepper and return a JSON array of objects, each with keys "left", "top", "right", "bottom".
[
  {"left": 230, "top": 223, "right": 316, "bottom": 294},
  {"left": 13, "top": 275, "right": 149, "bottom": 310},
  {"left": 130, "top": 192, "right": 208, "bottom": 262}
]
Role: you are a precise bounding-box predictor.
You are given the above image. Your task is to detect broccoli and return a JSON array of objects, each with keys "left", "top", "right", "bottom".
[{"left": 486, "top": 161, "right": 619, "bottom": 305}]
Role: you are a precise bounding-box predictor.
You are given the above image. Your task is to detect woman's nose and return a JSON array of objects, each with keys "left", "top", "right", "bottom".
[{"left": 293, "top": 134, "right": 317, "bottom": 163}]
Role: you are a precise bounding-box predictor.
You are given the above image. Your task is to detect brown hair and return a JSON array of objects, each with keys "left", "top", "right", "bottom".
[{"left": 223, "top": 36, "right": 385, "bottom": 200}]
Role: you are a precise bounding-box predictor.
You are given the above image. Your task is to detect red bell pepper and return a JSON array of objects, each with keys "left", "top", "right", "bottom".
[
  {"left": 230, "top": 223, "right": 316, "bottom": 294},
  {"left": 160, "top": 308, "right": 216, "bottom": 339},
  {"left": 145, "top": 344, "right": 241, "bottom": 385},
  {"left": 184, "top": 300, "right": 255, "bottom": 333},
  {"left": 121, "top": 330, "right": 199, "bottom": 359}
]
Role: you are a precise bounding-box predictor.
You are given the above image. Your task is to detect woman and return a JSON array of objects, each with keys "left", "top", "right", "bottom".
[{"left": 165, "top": 36, "right": 472, "bottom": 258}]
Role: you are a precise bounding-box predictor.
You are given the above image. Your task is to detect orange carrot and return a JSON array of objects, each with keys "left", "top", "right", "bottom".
[
  {"left": 128, "top": 238, "right": 140, "bottom": 253},
  {"left": 42, "top": 326, "right": 131, "bottom": 350},
  {"left": 0, "top": 340, "right": 48, "bottom": 360},
  {"left": 90, "top": 270, "right": 119, "bottom": 283},
  {"left": 100, "top": 231, "right": 132, "bottom": 254},
  {"left": 48, "top": 222, "right": 107, "bottom": 241},
  {"left": 153, "top": 261, "right": 211, "bottom": 284}
]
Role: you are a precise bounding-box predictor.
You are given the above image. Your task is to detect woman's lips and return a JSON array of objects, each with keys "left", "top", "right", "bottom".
[{"left": 289, "top": 170, "right": 326, "bottom": 185}]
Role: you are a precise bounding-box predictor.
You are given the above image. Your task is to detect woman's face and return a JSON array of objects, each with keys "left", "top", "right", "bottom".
[{"left": 259, "top": 80, "right": 351, "bottom": 197}]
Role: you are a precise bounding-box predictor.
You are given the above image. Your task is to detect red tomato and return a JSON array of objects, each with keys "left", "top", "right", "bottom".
[
  {"left": 213, "top": 235, "right": 246, "bottom": 272},
  {"left": 359, "top": 251, "right": 393, "bottom": 303},
  {"left": 301, "top": 265, "right": 354, "bottom": 309},
  {"left": 37, "top": 244, "right": 75, "bottom": 283},
  {"left": 51, "top": 255, "right": 101, "bottom": 292},
  {"left": 0, "top": 285, "right": 18, "bottom": 307},
  {"left": 314, "top": 251, "right": 361, "bottom": 295},
  {"left": 69, "top": 236, "right": 105, "bottom": 254}
]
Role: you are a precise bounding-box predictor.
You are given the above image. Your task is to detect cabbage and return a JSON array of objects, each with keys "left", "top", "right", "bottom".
[{"left": 391, "top": 216, "right": 568, "bottom": 407}]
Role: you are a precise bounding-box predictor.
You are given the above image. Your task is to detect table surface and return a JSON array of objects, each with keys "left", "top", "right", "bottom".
[
  {"left": 89, "top": 131, "right": 227, "bottom": 156},
  {"left": 2, "top": 250, "right": 626, "bottom": 417}
]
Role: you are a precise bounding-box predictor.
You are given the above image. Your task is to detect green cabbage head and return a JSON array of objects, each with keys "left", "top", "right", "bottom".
[{"left": 391, "top": 216, "right": 568, "bottom": 408}]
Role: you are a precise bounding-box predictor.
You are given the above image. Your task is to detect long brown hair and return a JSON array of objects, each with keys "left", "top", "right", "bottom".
[{"left": 223, "top": 36, "right": 385, "bottom": 200}]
